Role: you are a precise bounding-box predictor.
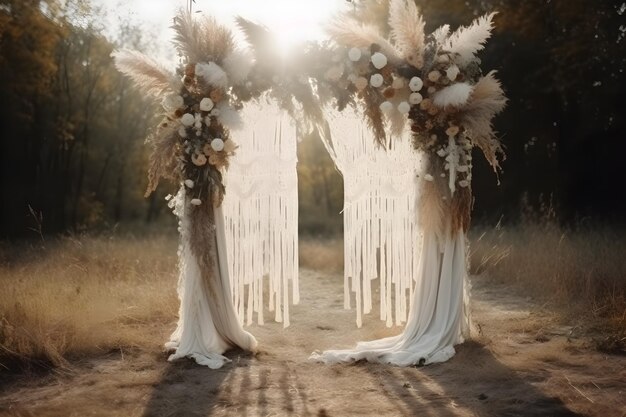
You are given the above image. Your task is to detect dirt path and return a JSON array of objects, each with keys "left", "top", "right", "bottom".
[{"left": 1, "top": 269, "right": 625, "bottom": 417}]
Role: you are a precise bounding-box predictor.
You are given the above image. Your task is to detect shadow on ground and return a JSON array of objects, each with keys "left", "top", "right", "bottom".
[{"left": 362, "top": 340, "right": 582, "bottom": 417}]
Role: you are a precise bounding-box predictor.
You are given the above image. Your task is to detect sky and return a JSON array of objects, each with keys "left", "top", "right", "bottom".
[{"left": 94, "top": 0, "right": 347, "bottom": 67}]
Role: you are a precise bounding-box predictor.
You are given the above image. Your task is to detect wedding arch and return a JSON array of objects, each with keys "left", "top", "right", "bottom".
[{"left": 113, "top": 0, "right": 506, "bottom": 369}]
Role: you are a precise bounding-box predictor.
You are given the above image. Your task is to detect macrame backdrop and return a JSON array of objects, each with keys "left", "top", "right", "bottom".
[
  {"left": 322, "top": 107, "right": 421, "bottom": 328},
  {"left": 223, "top": 100, "right": 299, "bottom": 328},
  {"left": 313, "top": 112, "right": 472, "bottom": 365}
]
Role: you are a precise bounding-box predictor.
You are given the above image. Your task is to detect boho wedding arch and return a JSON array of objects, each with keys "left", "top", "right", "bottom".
[{"left": 113, "top": 0, "right": 506, "bottom": 369}]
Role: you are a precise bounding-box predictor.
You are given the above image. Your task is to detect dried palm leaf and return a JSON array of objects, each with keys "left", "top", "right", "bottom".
[{"left": 112, "top": 49, "right": 176, "bottom": 97}]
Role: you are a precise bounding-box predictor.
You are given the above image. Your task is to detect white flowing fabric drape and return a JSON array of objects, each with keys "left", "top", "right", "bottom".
[
  {"left": 166, "top": 188, "right": 258, "bottom": 369},
  {"left": 222, "top": 100, "right": 299, "bottom": 327},
  {"left": 312, "top": 109, "right": 471, "bottom": 366}
]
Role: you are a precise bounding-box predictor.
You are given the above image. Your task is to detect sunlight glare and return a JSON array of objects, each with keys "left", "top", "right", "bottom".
[{"left": 208, "top": 0, "right": 345, "bottom": 52}]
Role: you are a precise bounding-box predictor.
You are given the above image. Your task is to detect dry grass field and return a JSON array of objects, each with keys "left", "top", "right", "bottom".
[
  {"left": 0, "top": 234, "right": 180, "bottom": 369},
  {"left": 0, "top": 223, "right": 625, "bottom": 416},
  {"left": 1, "top": 220, "right": 625, "bottom": 371},
  {"left": 470, "top": 221, "right": 626, "bottom": 346}
]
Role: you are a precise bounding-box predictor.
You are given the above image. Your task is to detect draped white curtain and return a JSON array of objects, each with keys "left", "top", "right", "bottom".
[
  {"left": 222, "top": 100, "right": 299, "bottom": 327},
  {"left": 313, "top": 109, "right": 471, "bottom": 365},
  {"left": 165, "top": 188, "right": 258, "bottom": 369}
]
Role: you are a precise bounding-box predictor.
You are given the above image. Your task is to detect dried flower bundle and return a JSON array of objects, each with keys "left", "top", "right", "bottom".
[
  {"left": 302, "top": 1, "right": 507, "bottom": 234},
  {"left": 114, "top": 11, "right": 246, "bottom": 208}
]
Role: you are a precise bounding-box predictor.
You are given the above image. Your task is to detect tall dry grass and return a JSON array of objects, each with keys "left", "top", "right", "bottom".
[
  {"left": 0, "top": 235, "right": 179, "bottom": 370},
  {"left": 2, "top": 220, "right": 624, "bottom": 370},
  {"left": 470, "top": 219, "right": 626, "bottom": 338}
]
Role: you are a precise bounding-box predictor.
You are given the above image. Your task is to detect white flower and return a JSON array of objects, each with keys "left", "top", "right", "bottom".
[
  {"left": 397, "top": 101, "right": 411, "bottom": 114},
  {"left": 424, "top": 174, "right": 434, "bottom": 182},
  {"left": 181, "top": 113, "right": 195, "bottom": 127},
  {"left": 379, "top": 101, "right": 393, "bottom": 113},
  {"left": 459, "top": 180, "right": 470, "bottom": 188},
  {"left": 437, "top": 149, "right": 447, "bottom": 157},
  {"left": 165, "top": 194, "right": 172, "bottom": 201},
  {"left": 370, "top": 73, "right": 384, "bottom": 88},
  {"left": 190, "top": 198, "right": 202, "bottom": 206},
  {"left": 211, "top": 138, "right": 225, "bottom": 152},
  {"left": 205, "top": 116, "right": 212, "bottom": 126},
  {"left": 371, "top": 52, "right": 388, "bottom": 69},
  {"left": 409, "top": 77, "right": 423, "bottom": 91},
  {"left": 457, "top": 165, "right": 469, "bottom": 173},
  {"left": 446, "top": 64, "right": 460, "bottom": 81},
  {"left": 200, "top": 98, "right": 214, "bottom": 112},
  {"left": 162, "top": 94, "right": 184, "bottom": 112},
  {"left": 354, "top": 77, "right": 368, "bottom": 90},
  {"left": 178, "top": 126, "right": 188, "bottom": 138},
  {"left": 210, "top": 108, "right": 221, "bottom": 117},
  {"left": 348, "top": 47, "right": 362, "bottom": 62},
  {"left": 184, "top": 179, "right": 195, "bottom": 189},
  {"left": 392, "top": 77, "right": 405, "bottom": 89},
  {"left": 409, "top": 92, "right": 423, "bottom": 105}
]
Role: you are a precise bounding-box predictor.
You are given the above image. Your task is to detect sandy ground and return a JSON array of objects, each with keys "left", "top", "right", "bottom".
[{"left": 1, "top": 269, "right": 625, "bottom": 417}]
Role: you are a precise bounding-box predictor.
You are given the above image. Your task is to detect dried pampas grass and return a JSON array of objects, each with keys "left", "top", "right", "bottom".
[
  {"left": 461, "top": 71, "right": 507, "bottom": 170},
  {"left": 445, "top": 12, "right": 496, "bottom": 67},
  {"left": 222, "top": 49, "right": 254, "bottom": 86},
  {"left": 326, "top": 17, "right": 402, "bottom": 66},
  {"left": 172, "top": 11, "right": 234, "bottom": 64},
  {"left": 432, "top": 24, "right": 451, "bottom": 48},
  {"left": 432, "top": 82, "right": 474, "bottom": 109},
  {"left": 388, "top": 0, "right": 425, "bottom": 67},
  {"left": 112, "top": 50, "right": 176, "bottom": 97},
  {"left": 145, "top": 123, "right": 181, "bottom": 197}
]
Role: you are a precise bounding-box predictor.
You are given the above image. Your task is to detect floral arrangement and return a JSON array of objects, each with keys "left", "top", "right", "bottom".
[
  {"left": 296, "top": 0, "right": 507, "bottom": 235},
  {"left": 113, "top": 13, "right": 255, "bottom": 207}
]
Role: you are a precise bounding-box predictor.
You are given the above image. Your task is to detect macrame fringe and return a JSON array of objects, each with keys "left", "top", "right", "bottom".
[
  {"left": 223, "top": 101, "right": 299, "bottom": 328},
  {"left": 323, "top": 108, "right": 421, "bottom": 328}
]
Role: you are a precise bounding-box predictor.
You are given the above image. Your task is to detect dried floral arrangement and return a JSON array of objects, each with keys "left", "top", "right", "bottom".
[
  {"left": 113, "top": 14, "right": 254, "bottom": 208},
  {"left": 297, "top": 0, "right": 507, "bottom": 236},
  {"left": 113, "top": 1, "right": 506, "bottom": 275}
]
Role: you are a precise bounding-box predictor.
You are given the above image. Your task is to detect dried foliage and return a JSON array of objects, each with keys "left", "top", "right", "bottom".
[
  {"left": 388, "top": 0, "right": 425, "bottom": 67},
  {"left": 112, "top": 49, "right": 176, "bottom": 97},
  {"left": 326, "top": 17, "right": 402, "bottom": 65},
  {"left": 145, "top": 123, "right": 181, "bottom": 197},
  {"left": 461, "top": 71, "right": 507, "bottom": 171},
  {"left": 444, "top": 13, "right": 497, "bottom": 67},
  {"left": 171, "top": 11, "right": 234, "bottom": 63}
]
